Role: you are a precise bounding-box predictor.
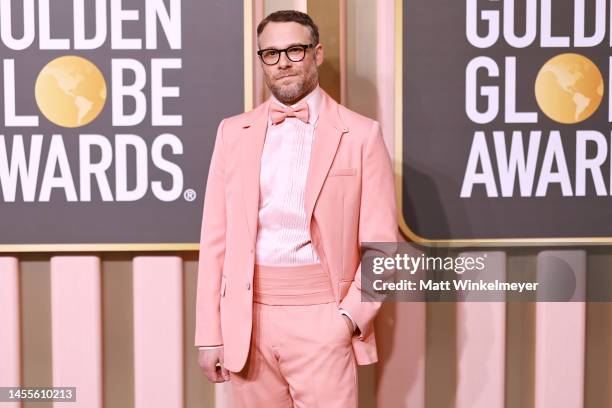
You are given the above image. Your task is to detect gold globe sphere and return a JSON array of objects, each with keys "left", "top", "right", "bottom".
[
  {"left": 535, "top": 53, "right": 604, "bottom": 124},
  {"left": 35, "top": 55, "right": 107, "bottom": 128}
]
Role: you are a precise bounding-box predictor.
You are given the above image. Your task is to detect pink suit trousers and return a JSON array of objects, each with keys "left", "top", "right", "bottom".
[{"left": 229, "top": 264, "right": 358, "bottom": 408}]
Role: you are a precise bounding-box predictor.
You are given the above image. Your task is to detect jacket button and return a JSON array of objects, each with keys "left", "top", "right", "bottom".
[{"left": 246, "top": 282, "right": 251, "bottom": 290}]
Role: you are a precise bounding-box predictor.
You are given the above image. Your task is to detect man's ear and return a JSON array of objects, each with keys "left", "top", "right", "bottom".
[{"left": 315, "top": 43, "right": 324, "bottom": 67}]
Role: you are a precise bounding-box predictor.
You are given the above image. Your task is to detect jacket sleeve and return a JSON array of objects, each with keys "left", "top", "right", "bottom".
[
  {"left": 339, "top": 120, "right": 398, "bottom": 339},
  {"left": 194, "top": 119, "right": 227, "bottom": 347}
]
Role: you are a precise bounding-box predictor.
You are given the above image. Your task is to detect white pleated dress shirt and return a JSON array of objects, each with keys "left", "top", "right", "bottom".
[
  {"left": 198, "top": 85, "right": 358, "bottom": 351},
  {"left": 255, "top": 86, "right": 322, "bottom": 266}
]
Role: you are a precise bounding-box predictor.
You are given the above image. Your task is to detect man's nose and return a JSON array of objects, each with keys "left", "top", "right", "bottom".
[{"left": 278, "top": 51, "right": 292, "bottom": 68}]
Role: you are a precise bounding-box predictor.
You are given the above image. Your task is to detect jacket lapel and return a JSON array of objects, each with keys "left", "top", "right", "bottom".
[
  {"left": 304, "top": 90, "right": 349, "bottom": 228},
  {"left": 239, "top": 100, "right": 270, "bottom": 246}
]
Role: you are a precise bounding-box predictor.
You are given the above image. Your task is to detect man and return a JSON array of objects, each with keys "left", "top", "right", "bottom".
[{"left": 195, "top": 10, "right": 397, "bottom": 407}]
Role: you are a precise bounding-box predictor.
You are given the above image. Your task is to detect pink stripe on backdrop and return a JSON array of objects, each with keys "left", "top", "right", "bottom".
[
  {"left": 253, "top": 0, "right": 265, "bottom": 106},
  {"left": 0, "top": 257, "right": 21, "bottom": 408},
  {"left": 133, "top": 257, "right": 184, "bottom": 408},
  {"left": 50, "top": 256, "right": 102, "bottom": 408},
  {"left": 376, "top": 0, "right": 396, "bottom": 152},
  {"left": 215, "top": 382, "right": 233, "bottom": 408},
  {"left": 375, "top": 0, "right": 425, "bottom": 404},
  {"left": 535, "top": 251, "right": 586, "bottom": 408},
  {"left": 339, "top": 0, "right": 347, "bottom": 105},
  {"left": 376, "top": 302, "right": 426, "bottom": 408},
  {"left": 376, "top": 242, "right": 425, "bottom": 408},
  {"left": 456, "top": 252, "right": 506, "bottom": 408},
  {"left": 294, "top": 0, "right": 307, "bottom": 12}
]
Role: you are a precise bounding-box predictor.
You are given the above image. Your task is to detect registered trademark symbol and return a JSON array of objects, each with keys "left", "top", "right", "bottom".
[{"left": 183, "top": 189, "right": 196, "bottom": 202}]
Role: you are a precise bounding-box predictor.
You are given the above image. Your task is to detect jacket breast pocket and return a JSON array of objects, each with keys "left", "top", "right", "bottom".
[{"left": 328, "top": 167, "right": 357, "bottom": 177}]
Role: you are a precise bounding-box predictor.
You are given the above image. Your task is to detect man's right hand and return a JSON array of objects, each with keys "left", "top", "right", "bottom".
[{"left": 198, "top": 347, "right": 230, "bottom": 383}]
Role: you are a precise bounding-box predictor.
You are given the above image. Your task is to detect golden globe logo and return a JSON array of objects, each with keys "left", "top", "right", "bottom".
[
  {"left": 461, "top": 0, "right": 612, "bottom": 199},
  {"left": 35, "top": 56, "right": 107, "bottom": 128},
  {"left": 0, "top": 0, "right": 186, "bottom": 203},
  {"left": 535, "top": 53, "right": 604, "bottom": 125}
]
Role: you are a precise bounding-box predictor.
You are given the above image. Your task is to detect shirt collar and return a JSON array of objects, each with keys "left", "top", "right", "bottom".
[{"left": 269, "top": 84, "right": 322, "bottom": 126}]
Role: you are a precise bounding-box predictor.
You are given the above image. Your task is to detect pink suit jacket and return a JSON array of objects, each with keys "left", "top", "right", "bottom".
[{"left": 194, "top": 88, "right": 398, "bottom": 372}]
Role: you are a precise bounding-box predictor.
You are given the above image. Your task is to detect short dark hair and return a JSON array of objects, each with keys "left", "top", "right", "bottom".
[{"left": 256, "top": 10, "right": 319, "bottom": 46}]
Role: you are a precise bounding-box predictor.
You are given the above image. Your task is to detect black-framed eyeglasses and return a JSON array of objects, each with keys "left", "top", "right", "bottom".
[{"left": 257, "top": 44, "right": 315, "bottom": 65}]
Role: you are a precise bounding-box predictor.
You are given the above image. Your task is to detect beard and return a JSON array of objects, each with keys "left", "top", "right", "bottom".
[{"left": 267, "top": 66, "right": 318, "bottom": 105}]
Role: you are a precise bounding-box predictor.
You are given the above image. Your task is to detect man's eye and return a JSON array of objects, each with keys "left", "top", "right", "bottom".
[{"left": 264, "top": 50, "right": 278, "bottom": 57}]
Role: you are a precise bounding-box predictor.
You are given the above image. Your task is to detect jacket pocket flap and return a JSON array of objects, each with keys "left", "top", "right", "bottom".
[{"left": 328, "top": 167, "right": 357, "bottom": 176}]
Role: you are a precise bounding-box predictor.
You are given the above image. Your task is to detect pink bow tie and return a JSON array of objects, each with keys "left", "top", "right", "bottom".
[{"left": 269, "top": 102, "right": 310, "bottom": 125}]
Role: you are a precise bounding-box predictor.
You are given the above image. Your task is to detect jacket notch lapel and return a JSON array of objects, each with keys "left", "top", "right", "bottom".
[
  {"left": 305, "top": 92, "right": 349, "bottom": 228},
  {"left": 239, "top": 102, "right": 270, "bottom": 247}
]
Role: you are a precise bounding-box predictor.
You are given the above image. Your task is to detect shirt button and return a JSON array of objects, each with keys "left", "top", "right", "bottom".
[{"left": 246, "top": 282, "right": 251, "bottom": 290}]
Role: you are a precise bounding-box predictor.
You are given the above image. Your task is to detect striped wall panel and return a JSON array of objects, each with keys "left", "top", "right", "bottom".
[{"left": 3, "top": 250, "right": 599, "bottom": 407}]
